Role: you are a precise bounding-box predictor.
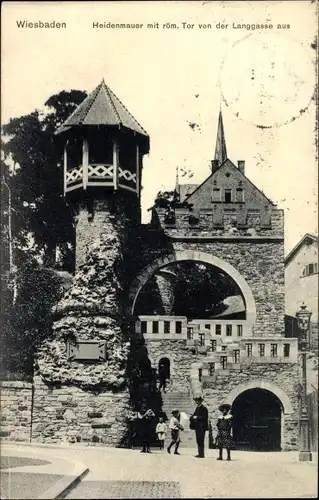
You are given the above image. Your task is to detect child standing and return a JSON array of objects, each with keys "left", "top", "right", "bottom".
[
  {"left": 167, "top": 410, "right": 184, "bottom": 455},
  {"left": 156, "top": 416, "right": 167, "bottom": 450}
]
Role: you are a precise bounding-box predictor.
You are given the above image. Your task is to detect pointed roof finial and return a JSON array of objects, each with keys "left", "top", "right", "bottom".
[
  {"left": 175, "top": 166, "right": 179, "bottom": 188},
  {"left": 214, "top": 108, "right": 227, "bottom": 167},
  {"left": 175, "top": 166, "right": 180, "bottom": 197}
]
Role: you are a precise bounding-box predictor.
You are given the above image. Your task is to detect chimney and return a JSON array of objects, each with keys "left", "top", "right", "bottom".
[
  {"left": 237, "top": 161, "right": 245, "bottom": 175},
  {"left": 211, "top": 159, "right": 219, "bottom": 174}
]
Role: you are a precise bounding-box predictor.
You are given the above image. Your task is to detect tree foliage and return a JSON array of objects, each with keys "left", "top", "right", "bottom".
[
  {"left": 171, "top": 261, "right": 240, "bottom": 318},
  {"left": 1, "top": 89, "right": 87, "bottom": 269},
  {"left": 1, "top": 89, "right": 87, "bottom": 378},
  {"left": 0, "top": 261, "right": 72, "bottom": 379}
]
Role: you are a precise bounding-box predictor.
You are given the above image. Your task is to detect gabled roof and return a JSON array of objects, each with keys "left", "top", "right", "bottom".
[
  {"left": 183, "top": 158, "right": 275, "bottom": 206},
  {"left": 285, "top": 233, "right": 318, "bottom": 265},
  {"left": 55, "top": 79, "right": 148, "bottom": 137}
]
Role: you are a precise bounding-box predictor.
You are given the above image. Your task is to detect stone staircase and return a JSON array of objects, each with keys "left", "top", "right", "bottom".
[{"left": 161, "top": 391, "right": 197, "bottom": 448}]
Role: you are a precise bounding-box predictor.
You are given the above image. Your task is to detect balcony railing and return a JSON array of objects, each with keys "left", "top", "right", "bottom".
[{"left": 65, "top": 163, "right": 137, "bottom": 194}]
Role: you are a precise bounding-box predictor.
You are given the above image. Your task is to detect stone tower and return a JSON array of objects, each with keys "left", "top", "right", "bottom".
[{"left": 32, "top": 80, "right": 149, "bottom": 445}]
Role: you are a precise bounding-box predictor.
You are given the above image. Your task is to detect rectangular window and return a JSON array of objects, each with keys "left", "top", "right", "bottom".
[
  {"left": 226, "top": 325, "right": 232, "bottom": 336},
  {"left": 271, "top": 344, "right": 278, "bottom": 357},
  {"left": 221, "top": 356, "right": 228, "bottom": 369},
  {"left": 187, "top": 328, "right": 193, "bottom": 340},
  {"left": 221, "top": 345, "right": 227, "bottom": 351},
  {"left": 246, "top": 343, "right": 252, "bottom": 357},
  {"left": 205, "top": 324, "right": 211, "bottom": 331},
  {"left": 233, "top": 350, "right": 240, "bottom": 364},
  {"left": 236, "top": 188, "right": 244, "bottom": 202},
  {"left": 209, "top": 363, "right": 215, "bottom": 376},
  {"left": 152, "top": 321, "right": 159, "bottom": 334},
  {"left": 198, "top": 368, "right": 202, "bottom": 382},
  {"left": 212, "top": 188, "right": 221, "bottom": 202},
  {"left": 302, "top": 263, "right": 318, "bottom": 277},
  {"left": 175, "top": 321, "right": 182, "bottom": 334},
  {"left": 164, "top": 321, "right": 170, "bottom": 334},
  {"left": 210, "top": 339, "right": 217, "bottom": 352},
  {"left": 215, "top": 324, "right": 222, "bottom": 335},
  {"left": 224, "top": 189, "right": 232, "bottom": 203},
  {"left": 258, "top": 344, "right": 265, "bottom": 357},
  {"left": 199, "top": 333, "right": 205, "bottom": 346},
  {"left": 284, "top": 344, "right": 290, "bottom": 358},
  {"left": 141, "top": 321, "right": 147, "bottom": 334},
  {"left": 237, "top": 325, "right": 243, "bottom": 337}
]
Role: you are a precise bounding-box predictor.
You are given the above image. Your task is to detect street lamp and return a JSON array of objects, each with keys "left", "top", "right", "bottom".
[{"left": 296, "top": 303, "right": 312, "bottom": 462}]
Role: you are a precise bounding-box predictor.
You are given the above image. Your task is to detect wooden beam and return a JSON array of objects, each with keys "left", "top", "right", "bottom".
[
  {"left": 113, "top": 139, "right": 119, "bottom": 190},
  {"left": 63, "top": 142, "right": 68, "bottom": 195},
  {"left": 83, "top": 138, "right": 89, "bottom": 190},
  {"left": 136, "top": 143, "right": 140, "bottom": 197}
]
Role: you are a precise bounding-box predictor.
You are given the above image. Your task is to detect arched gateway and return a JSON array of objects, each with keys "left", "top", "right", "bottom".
[
  {"left": 225, "top": 381, "right": 295, "bottom": 451},
  {"left": 128, "top": 250, "right": 257, "bottom": 326}
]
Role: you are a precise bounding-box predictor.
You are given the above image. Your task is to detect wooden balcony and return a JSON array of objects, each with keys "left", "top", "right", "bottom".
[{"left": 64, "top": 138, "right": 140, "bottom": 196}]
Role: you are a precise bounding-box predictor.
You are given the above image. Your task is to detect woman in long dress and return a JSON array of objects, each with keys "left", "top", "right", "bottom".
[
  {"left": 137, "top": 402, "right": 155, "bottom": 453},
  {"left": 216, "top": 403, "right": 234, "bottom": 461}
]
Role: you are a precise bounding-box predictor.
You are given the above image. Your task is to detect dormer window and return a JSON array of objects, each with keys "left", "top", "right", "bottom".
[
  {"left": 236, "top": 188, "right": 245, "bottom": 202},
  {"left": 224, "top": 189, "right": 232, "bottom": 203}
]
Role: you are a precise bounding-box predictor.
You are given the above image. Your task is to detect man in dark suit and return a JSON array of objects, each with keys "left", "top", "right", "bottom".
[{"left": 191, "top": 395, "right": 209, "bottom": 458}]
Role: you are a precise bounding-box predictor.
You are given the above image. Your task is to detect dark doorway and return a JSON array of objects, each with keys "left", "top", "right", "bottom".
[
  {"left": 232, "top": 389, "right": 282, "bottom": 451},
  {"left": 158, "top": 358, "right": 170, "bottom": 380}
]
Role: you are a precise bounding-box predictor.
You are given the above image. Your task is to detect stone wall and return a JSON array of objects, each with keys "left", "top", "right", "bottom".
[
  {"left": 0, "top": 381, "right": 33, "bottom": 442},
  {"left": 33, "top": 194, "right": 136, "bottom": 444},
  {"left": 32, "top": 376, "right": 130, "bottom": 446},
  {"left": 145, "top": 340, "right": 196, "bottom": 392},
  {"left": 202, "top": 362, "right": 299, "bottom": 451},
  {"left": 171, "top": 241, "right": 285, "bottom": 337},
  {"left": 154, "top": 272, "right": 176, "bottom": 315},
  {"left": 156, "top": 208, "right": 284, "bottom": 238}
]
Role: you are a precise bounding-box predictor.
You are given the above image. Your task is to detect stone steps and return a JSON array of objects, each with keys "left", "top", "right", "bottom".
[{"left": 161, "top": 391, "right": 197, "bottom": 448}]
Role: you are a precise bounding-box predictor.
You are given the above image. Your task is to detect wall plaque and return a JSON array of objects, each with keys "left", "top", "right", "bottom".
[{"left": 67, "top": 340, "right": 107, "bottom": 361}]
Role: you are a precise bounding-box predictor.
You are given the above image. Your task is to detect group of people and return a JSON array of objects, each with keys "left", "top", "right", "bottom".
[{"left": 134, "top": 396, "right": 234, "bottom": 460}]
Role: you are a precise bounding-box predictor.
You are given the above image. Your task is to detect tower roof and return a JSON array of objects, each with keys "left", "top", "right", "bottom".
[
  {"left": 55, "top": 79, "right": 149, "bottom": 138},
  {"left": 214, "top": 109, "right": 227, "bottom": 167}
]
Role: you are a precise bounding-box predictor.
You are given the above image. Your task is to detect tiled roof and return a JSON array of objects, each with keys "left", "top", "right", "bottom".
[{"left": 55, "top": 79, "right": 148, "bottom": 137}]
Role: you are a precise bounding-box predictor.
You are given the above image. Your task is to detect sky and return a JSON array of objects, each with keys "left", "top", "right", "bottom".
[{"left": 2, "top": 1, "right": 318, "bottom": 254}]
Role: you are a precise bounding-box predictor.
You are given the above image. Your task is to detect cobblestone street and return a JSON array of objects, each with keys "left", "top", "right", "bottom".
[{"left": 60, "top": 446, "right": 317, "bottom": 499}]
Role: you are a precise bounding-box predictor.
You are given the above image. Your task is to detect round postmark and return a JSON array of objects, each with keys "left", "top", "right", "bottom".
[{"left": 220, "top": 33, "right": 315, "bottom": 129}]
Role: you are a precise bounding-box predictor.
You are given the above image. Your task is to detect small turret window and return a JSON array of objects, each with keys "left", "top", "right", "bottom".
[
  {"left": 88, "top": 132, "right": 113, "bottom": 165},
  {"left": 66, "top": 136, "right": 82, "bottom": 170}
]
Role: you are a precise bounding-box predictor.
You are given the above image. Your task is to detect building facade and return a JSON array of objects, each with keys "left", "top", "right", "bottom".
[
  {"left": 27, "top": 80, "right": 299, "bottom": 451},
  {"left": 285, "top": 234, "right": 318, "bottom": 350}
]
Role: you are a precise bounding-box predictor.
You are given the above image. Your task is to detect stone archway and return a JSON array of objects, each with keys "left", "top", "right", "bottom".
[
  {"left": 225, "top": 380, "right": 294, "bottom": 415},
  {"left": 128, "top": 250, "right": 257, "bottom": 326},
  {"left": 225, "top": 380, "right": 295, "bottom": 451}
]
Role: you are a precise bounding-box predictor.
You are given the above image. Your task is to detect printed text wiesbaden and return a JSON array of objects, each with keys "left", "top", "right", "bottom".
[{"left": 16, "top": 21, "right": 67, "bottom": 28}]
